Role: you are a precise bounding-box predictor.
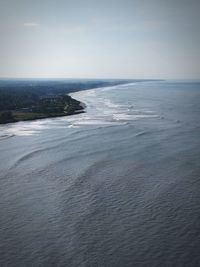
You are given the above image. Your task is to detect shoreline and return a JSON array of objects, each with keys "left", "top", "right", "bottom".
[
  {"left": 0, "top": 109, "right": 85, "bottom": 125},
  {"left": 0, "top": 100, "right": 86, "bottom": 125},
  {"left": 0, "top": 93, "right": 87, "bottom": 125},
  {"left": 0, "top": 80, "right": 159, "bottom": 125},
  {"left": 0, "top": 83, "right": 121, "bottom": 125}
]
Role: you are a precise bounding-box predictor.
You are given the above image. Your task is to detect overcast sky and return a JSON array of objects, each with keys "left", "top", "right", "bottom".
[{"left": 0, "top": 0, "right": 200, "bottom": 79}]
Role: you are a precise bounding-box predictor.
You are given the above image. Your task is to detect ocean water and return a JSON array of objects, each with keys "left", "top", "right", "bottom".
[{"left": 0, "top": 81, "right": 200, "bottom": 266}]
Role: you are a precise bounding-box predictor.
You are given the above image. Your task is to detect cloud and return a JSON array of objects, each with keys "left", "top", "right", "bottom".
[{"left": 23, "top": 22, "right": 39, "bottom": 27}]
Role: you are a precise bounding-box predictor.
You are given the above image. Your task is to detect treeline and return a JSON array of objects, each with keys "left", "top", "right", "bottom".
[
  {"left": 0, "top": 89, "right": 38, "bottom": 111},
  {"left": 32, "top": 95, "right": 83, "bottom": 114},
  {"left": 0, "top": 79, "right": 134, "bottom": 112},
  {"left": 0, "top": 79, "right": 138, "bottom": 124}
]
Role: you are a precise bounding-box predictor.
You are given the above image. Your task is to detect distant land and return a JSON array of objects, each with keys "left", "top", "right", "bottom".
[{"left": 0, "top": 79, "right": 159, "bottom": 124}]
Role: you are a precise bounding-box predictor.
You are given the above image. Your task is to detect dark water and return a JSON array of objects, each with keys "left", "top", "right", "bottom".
[{"left": 0, "top": 81, "right": 200, "bottom": 266}]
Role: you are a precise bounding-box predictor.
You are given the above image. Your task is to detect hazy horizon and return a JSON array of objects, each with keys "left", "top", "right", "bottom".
[
  {"left": 0, "top": 0, "right": 200, "bottom": 80},
  {"left": 0, "top": 77, "right": 200, "bottom": 82}
]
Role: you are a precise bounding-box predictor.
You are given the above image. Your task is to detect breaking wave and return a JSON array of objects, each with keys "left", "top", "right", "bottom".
[{"left": 0, "top": 83, "right": 159, "bottom": 136}]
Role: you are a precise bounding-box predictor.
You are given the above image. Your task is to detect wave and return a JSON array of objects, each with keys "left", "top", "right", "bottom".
[
  {"left": 0, "top": 83, "right": 160, "bottom": 136},
  {"left": 11, "top": 147, "right": 51, "bottom": 169},
  {"left": 67, "top": 83, "right": 160, "bottom": 127},
  {"left": 0, "top": 134, "right": 15, "bottom": 140}
]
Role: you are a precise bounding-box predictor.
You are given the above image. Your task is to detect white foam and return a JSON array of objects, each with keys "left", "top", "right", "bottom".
[
  {"left": 113, "top": 114, "right": 158, "bottom": 121},
  {"left": 0, "top": 117, "right": 71, "bottom": 137},
  {"left": 0, "top": 83, "right": 159, "bottom": 136},
  {"left": 65, "top": 84, "right": 159, "bottom": 127}
]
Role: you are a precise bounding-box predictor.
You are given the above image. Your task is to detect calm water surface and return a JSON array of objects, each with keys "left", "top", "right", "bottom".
[{"left": 0, "top": 81, "right": 200, "bottom": 266}]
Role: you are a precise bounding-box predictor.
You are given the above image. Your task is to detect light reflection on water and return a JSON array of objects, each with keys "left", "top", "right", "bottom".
[
  {"left": 0, "top": 81, "right": 200, "bottom": 266},
  {"left": 0, "top": 82, "right": 159, "bottom": 137}
]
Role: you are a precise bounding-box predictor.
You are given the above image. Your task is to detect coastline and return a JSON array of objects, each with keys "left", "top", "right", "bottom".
[
  {"left": 0, "top": 79, "right": 158, "bottom": 125},
  {"left": 0, "top": 93, "right": 86, "bottom": 125},
  {"left": 0, "top": 101, "right": 85, "bottom": 125},
  {"left": 0, "top": 81, "right": 126, "bottom": 125}
]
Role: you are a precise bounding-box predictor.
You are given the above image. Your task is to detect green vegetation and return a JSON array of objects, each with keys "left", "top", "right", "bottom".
[
  {"left": 0, "top": 111, "right": 16, "bottom": 124},
  {"left": 0, "top": 79, "right": 140, "bottom": 124},
  {"left": 0, "top": 94, "right": 84, "bottom": 124}
]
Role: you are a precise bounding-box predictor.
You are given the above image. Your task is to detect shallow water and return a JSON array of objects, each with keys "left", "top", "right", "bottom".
[{"left": 0, "top": 81, "right": 200, "bottom": 266}]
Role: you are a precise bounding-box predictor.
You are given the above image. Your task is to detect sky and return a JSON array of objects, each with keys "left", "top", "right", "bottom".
[{"left": 0, "top": 0, "right": 200, "bottom": 79}]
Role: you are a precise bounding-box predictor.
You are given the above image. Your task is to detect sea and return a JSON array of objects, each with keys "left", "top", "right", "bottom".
[{"left": 0, "top": 81, "right": 200, "bottom": 266}]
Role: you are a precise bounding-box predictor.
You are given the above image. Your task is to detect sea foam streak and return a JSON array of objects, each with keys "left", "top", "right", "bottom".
[
  {"left": 68, "top": 84, "right": 158, "bottom": 127},
  {"left": 0, "top": 83, "right": 158, "bottom": 137}
]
